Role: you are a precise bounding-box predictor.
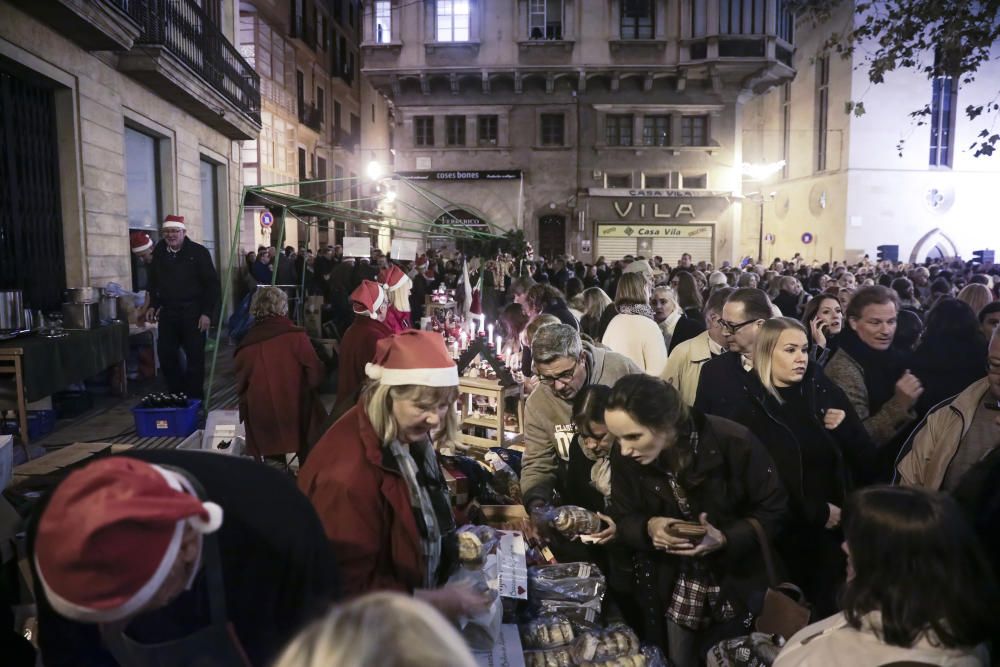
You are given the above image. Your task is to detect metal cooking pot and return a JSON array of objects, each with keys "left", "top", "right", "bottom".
[
  {"left": 0, "top": 290, "right": 25, "bottom": 330},
  {"left": 65, "top": 287, "right": 99, "bottom": 303},
  {"left": 99, "top": 294, "right": 119, "bottom": 323}
]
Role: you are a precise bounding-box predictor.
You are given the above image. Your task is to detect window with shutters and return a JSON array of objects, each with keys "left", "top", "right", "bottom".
[
  {"left": 642, "top": 115, "right": 670, "bottom": 146},
  {"left": 415, "top": 116, "right": 435, "bottom": 146},
  {"left": 680, "top": 115, "right": 708, "bottom": 146},
  {"left": 606, "top": 114, "right": 634, "bottom": 146},
  {"left": 621, "top": 0, "right": 654, "bottom": 39}
]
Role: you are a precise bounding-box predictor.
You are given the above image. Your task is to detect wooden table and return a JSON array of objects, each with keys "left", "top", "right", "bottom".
[{"left": 0, "top": 323, "right": 128, "bottom": 444}]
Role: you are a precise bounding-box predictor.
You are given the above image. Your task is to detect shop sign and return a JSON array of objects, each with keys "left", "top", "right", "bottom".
[
  {"left": 598, "top": 224, "right": 712, "bottom": 239},
  {"left": 397, "top": 170, "right": 521, "bottom": 181},
  {"left": 612, "top": 202, "right": 697, "bottom": 219},
  {"left": 433, "top": 209, "right": 489, "bottom": 229}
]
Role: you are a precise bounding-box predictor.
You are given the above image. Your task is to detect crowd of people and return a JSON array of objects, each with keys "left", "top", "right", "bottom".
[{"left": 13, "top": 241, "right": 1000, "bottom": 666}]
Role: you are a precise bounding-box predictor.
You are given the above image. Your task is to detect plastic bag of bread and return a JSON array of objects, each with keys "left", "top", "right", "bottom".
[
  {"left": 570, "top": 624, "right": 641, "bottom": 664},
  {"left": 457, "top": 524, "right": 499, "bottom": 569},
  {"left": 537, "top": 505, "right": 603, "bottom": 538},
  {"left": 523, "top": 646, "right": 574, "bottom": 667},
  {"left": 535, "top": 599, "right": 603, "bottom": 631},
  {"left": 519, "top": 614, "right": 575, "bottom": 650},
  {"left": 529, "top": 562, "right": 607, "bottom": 603}
]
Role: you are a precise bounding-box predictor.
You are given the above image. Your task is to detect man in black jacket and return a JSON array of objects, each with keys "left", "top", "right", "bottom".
[
  {"left": 30, "top": 450, "right": 340, "bottom": 667},
  {"left": 693, "top": 288, "right": 773, "bottom": 419},
  {"left": 143, "top": 215, "right": 220, "bottom": 399}
]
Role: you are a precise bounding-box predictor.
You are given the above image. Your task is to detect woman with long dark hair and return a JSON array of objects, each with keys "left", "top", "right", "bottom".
[
  {"left": 775, "top": 486, "right": 996, "bottom": 666},
  {"left": 800, "top": 294, "right": 844, "bottom": 365},
  {"left": 674, "top": 272, "right": 704, "bottom": 319},
  {"left": 606, "top": 375, "right": 787, "bottom": 666},
  {"left": 910, "top": 298, "right": 988, "bottom": 415}
]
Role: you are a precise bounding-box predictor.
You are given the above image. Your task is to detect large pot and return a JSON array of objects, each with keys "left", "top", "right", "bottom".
[
  {"left": 99, "top": 294, "right": 119, "bottom": 323},
  {"left": 62, "top": 302, "right": 99, "bottom": 330},
  {"left": 0, "top": 290, "right": 25, "bottom": 330},
  {"left": 65, "top": 287, "right": 99, "bottom": 304}
]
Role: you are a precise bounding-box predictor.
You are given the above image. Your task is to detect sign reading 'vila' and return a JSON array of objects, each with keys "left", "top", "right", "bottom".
[{"left": 614, "top": 202, "right": 697, "bottom": 219}]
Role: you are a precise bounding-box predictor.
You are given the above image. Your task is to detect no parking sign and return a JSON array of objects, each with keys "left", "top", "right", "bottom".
[
  {"left": 260, "top": 211, "right": 274, "bottom": 227},
  {"left": 801, "top": 232, "right": 814, "bottom": 245}
]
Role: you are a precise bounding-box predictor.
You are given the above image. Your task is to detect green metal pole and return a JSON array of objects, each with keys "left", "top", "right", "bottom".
[
  {"left": 271, "top": 208, "right": 286, "bottom": 286},
  {"left": 205, "top": 187, "right": 248, "bottom": 412}
]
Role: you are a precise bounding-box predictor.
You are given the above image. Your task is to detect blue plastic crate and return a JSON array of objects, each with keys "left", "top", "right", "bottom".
[
  {"left": 132, "top": 400, "right": 202, "bottom": 437},
  {"left": 1, "top": 409, "right": 57, "bottom": 440}
]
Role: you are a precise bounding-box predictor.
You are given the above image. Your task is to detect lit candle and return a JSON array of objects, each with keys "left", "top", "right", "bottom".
[
  {"left": 496, "top": 335, "right": 502, "bottom": 352},
  {"left": 460, "top": 331, "right": 467, "bottom": 349},
  {"left": 479, "top": 317, "right": 485, "bottom": 334},
  {"left": 488, "top": 323, "right": 494, "bottom": 341}
]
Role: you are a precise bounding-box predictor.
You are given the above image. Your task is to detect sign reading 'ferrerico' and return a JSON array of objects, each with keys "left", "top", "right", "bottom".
[{"left": 396, "top": 170, "right": 522, "bottom": 181}]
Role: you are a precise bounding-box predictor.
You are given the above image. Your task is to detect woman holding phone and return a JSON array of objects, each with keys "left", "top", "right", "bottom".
[
  {"left": 801, "top": 294, "right": 844, "bottom": 365},
  {"left": 605, "top": 374, "right": 788, "bottom": 666}
]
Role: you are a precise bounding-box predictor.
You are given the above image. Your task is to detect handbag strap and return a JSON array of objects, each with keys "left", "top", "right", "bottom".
[{"left": 747, "top": 517, "right": 780, "bottom": 589}]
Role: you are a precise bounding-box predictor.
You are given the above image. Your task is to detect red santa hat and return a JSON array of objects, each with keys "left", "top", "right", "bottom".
[
  {"left": 351, "top": 280, "right": 387, "bottom": 319},
  {"left": 365, "top": 330, "right": 458, "bottom": 387},
  {"left": 130, "top": 231, "right": 154, "bottom": 254},
  {"left": 415, "top": 254, "right": 429, "bottom": 269},
  {"left": 162, "top": 214, "right": 186, "bottom": 231},
  {"left": 379, "top": 264, "right": 411, "bottom": 291},
  {"left": 34, "top": 457, "right": 224, "bottom": 624}
]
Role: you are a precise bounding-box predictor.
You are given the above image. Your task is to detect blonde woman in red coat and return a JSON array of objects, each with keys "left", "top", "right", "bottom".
[
  {"left": 235, "top": 286, "right": 326, "bottom": 460},
  {"left": 299, "top": 330, "right": 491, "bottom": 621}
]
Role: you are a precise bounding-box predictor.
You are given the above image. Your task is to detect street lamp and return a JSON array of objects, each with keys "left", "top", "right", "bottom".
[
  {"left": 366, "top": 160, "right": 384, "bottom": 181},
  {"left": 742, "top": 160, "right": 785, "bottom": 264}
]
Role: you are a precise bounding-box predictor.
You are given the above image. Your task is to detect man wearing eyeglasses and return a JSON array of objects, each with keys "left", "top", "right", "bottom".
[
  {"left": 897, "top": 329, "right": 1000, "bottom": 491},
  {"left": 693, "top": 288, "right": 774, "bottom": 419},
  {"left": 520, "top": 324, "right": 641, "bottom": 512}
]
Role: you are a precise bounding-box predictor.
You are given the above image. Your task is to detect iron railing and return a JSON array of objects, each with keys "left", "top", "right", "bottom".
[
  {"left": 125, "top": 0, "right": 261, "bottom": 124},
  {"left": 299, "top": 104, "right": 323, "bottom": 132}
]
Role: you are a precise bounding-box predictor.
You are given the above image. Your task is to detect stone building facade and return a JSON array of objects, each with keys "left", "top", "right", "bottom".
[
  {"left": 239, "top": 0, "right": 385, "bottom": 252},
  {"left": 0, "top": 0, "right": 260, "bottom": 311},
  {"left": 741, "top": 1, "right": 1000, "bottom": 264},
  {"left": 361, "top": 0, "right": 794, "bottom": 264}
]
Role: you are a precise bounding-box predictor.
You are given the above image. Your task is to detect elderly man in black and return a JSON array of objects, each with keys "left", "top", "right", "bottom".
[{"left": 141, "top": 214, "right": 220, "bottom": 399}]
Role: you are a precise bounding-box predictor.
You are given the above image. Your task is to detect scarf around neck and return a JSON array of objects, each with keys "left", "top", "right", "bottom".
[
  {"left": 617, "top": 303, "right": 656, "bottom": 320},
  {"left": 837, "top": 327, "right": 904, "bottom": 413}
]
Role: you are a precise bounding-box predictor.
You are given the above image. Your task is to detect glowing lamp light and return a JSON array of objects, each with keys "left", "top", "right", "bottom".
[
  {"left": 741, "top": 160, "right": 786, "bottom": 181},
  {"left": 366, "top": 160, "right": 384, "bottom": 181}
]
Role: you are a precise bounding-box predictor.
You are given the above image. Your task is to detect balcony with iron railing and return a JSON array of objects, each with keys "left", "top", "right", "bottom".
[
  {"left": 299, "top": 104, "right": 324, "bottom": 133},
  {"left": 10, "top": 0, "right": 142, "bottom": 51},
  {"left": 117, "top": 0, "right": 262, "bottom": 139}
]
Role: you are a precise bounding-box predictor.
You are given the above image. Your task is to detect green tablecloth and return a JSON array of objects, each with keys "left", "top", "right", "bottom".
[{"left": 0, "top": 322, "right": 129, "bottom": 402}]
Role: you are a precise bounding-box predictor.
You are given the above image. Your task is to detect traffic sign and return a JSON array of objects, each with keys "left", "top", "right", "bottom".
[
  {"left": 260, "top": 211, "right": 274, "bottom": 227},
  {"left": 801, "top": 232, "right": 814, "bottom": 245}
]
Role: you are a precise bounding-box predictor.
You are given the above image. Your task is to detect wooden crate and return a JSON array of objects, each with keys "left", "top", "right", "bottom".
[{"left": 457, "top": 376, "right": 524, "bottom": 455}]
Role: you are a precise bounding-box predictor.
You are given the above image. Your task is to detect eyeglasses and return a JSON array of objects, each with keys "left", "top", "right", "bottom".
[
  {"left": 719, "top": 318, "right": 760, "bottom": 334},
  {"left": 537, "top": 358, "right": 580, "bottom": 386}
]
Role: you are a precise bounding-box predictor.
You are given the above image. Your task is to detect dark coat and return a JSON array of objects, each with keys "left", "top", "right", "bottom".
[
  {"left": 693, "top": 351, "right": 753, "bottom": 420},
  {"left": 146, "top": 237, "right": 220, "bottom": 319},
  {"left": 667, "top": 314, "right": 706, "bottom": 354},
  {"left": 909, "top": 338, "right": 988, "bottom": 417},
  {"left": 772, "top": 291, "right": 802, "bottom": 318},
  {"left": 609, "top": 412, "right": 788, "bottom": 646},
  {"left": 334, "top": 315, "right": 394, "bottom": 414},
  {"left": 298, "top": 405, "right": 426, "bottom": 596},
  {"left": 31, "top": 450, "right": 340, "bottom": 667},
  {"left": 543, "top": 299, "right": 580, "bottom": 330},
  {"left": 234, "top": 316, "right": 326, "bottom": 457}
]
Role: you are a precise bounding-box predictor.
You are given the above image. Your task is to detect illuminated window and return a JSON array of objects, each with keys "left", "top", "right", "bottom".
[
  {"left": 375, "top": 1, "right": 392, "bottom": 43},
  {"left": 437, "top": 0, "right": 470, "bottom": 42}
]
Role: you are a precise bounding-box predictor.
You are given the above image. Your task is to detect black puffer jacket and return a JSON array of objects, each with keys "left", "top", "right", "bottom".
[{"left": 609, "top": 411, "right": 788, "bottom": 646}]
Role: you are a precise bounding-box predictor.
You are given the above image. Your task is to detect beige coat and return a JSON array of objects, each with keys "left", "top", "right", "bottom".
[
  {"left": 774, "top": 612, "right": 988, "bottom": 667},
  {"left": 661, "top": 330, "right": 716, "bottom": 406},
  {"left": 896, "top": 377, "right": 990, "bottom": 490},
  {"left": 602, "top": 313, "right": 668, "bottom": 376}
]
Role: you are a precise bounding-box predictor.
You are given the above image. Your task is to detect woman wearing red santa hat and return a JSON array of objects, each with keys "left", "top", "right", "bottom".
[
  {"left": 29, "top": 451, "right": 339, "bottom": 666},
  {"left": 300, "top": 330, "right": 491, "bottom": 620},
  {"left": 333, "top": 280, "right": 394, "bottom": 416},
  {"left": 380, "top": 263, "right": 414, "bottom": 334}
]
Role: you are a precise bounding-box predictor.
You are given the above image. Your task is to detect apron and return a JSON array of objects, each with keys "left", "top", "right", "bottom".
[{"left": 100, "top": 472, "right": 252, "bottom": 667}]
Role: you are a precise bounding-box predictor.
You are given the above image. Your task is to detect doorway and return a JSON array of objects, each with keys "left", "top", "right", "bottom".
[{"left": 538, "top": 215, "right": 566, "bottom": 260}]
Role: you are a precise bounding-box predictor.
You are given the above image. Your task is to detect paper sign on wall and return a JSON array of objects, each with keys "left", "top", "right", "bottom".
[
  {"left": 390, "top": 238, "right": 418, "bottom": 261},
  {"left": 343, "top": 236, "right": 371, "bottom": 258}
]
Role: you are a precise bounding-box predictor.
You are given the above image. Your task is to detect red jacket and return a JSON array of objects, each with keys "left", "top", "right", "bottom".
[
  {"left": 384, "top": 305, "right": 411, "bottom": 334},
  {"left": 297, "top": 405, "right": 424, "bottom": 596},
  {"left": 234, "top": 316, "right": 325, "bottom": 457},
  {"left": 335, "top": 316, "right": 393, "bottom": 412}
]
